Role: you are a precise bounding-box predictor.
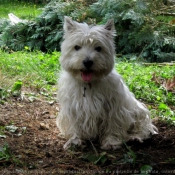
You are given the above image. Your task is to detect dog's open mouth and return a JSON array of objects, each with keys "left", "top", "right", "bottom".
[{"left": 81, "top": 70, "right": 93, "bottom": 83}]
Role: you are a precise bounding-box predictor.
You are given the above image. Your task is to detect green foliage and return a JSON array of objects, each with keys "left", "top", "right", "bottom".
[
  {"left": 157, "top": 103, "right": 175, "bottom": 124},
  {"left": 0, "top": 143, "right": 12, "bottom": 161},
  {"left": 0, "top": 50, "right": 60, "bottom": 85},
  {"left": 12, "top": 80, "right": 22, "bottom": 92},
  {"left": 0, "top": 80, "right": 22, "bottom": 104},
  {"left": 165, "top": 158, "right": 175, "bottom": 164},
  {"left": 0, "top": 19, "right": 10, "bottom": 33},
  {"left": 0, "top": 0, "right": 43, "bottom": 19},
  {"left": 115, "top": 142, "right": 153, "bottom": 170},
  {"left": 91, "top": 0, "right": 175, "bottom": 62},
  {"left": 0, "top": 143, "right": 22, "bottom": 166},
  {"left": 0, "top": 125, "right": 5, "bottom": 136},
  {"left": 135, "top": 165, "right": 153, "bottom": 175},
  {"left": 116, "top": 61, "right": 175, "bottom": 124},
  {"left": 116, "top": 62, "right": 175, "bottom": 104},
  {"left": 0, "top": 0, "right": 94, "bottom": 52},
  {"left": 11, "top": 80, "right": 23, "bottom": 97},
  {"left": 123, "top": 142, "right": 137, "bottom": 167},
  {"left": 0, "top": 50, "right": 60, "bottom": 103},
  {"left": 0, "top": 49, "right": 174, "bottom": 123},
  {"left": 0, "top": 0, "right": 175, "bottom": 62},
  {"left": 81, "top": 152, "right": 108, "bottom": 166}
]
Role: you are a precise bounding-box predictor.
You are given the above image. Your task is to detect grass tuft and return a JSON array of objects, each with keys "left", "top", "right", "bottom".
[
  {"left": 0, "top": 50, "right": 60, "bottom": 102},
  {"left": 0, "top": 0, "right": 43, "bottom": 19},
  {"left": 116, "top": 61, "right": 175, "bottom": 123}
]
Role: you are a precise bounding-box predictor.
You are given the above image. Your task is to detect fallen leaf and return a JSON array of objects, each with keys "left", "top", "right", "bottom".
[
  {"left": 151, "top": 73, "right": 175, "bottom": 92},
  {"left": 162, "top": 76, "right": 175, "bottom": 91},
  {"left": 151, "top": 72, "right": 161, "bottom": 85}
]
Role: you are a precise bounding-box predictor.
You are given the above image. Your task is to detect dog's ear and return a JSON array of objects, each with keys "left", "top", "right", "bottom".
[
  {"left": 104, "top": 19, "right": 115, "bottom": 31},
  {"left": 64, "top": 16, "right": 77, "bottom": 33},
  {"left": 104, "top": 19, "right": 116, "bottom": 37}
]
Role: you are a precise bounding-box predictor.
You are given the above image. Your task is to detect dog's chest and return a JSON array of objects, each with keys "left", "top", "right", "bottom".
[{"left": 71, "top": 83, "right": 111, "bottom": 117}]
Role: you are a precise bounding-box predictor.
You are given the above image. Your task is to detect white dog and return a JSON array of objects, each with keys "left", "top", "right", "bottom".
[{"left": 56, "top": 17, "right": 157, "bottom": 150}]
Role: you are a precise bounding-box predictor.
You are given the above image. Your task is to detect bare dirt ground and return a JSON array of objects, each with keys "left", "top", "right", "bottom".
[{"left": 0, "top": 94, "right": 175, "bottom": 175}]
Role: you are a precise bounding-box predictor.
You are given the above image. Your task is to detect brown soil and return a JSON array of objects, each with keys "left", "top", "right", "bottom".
[{"left": 0, "top": 95, "right": 175, "bottom": 175}]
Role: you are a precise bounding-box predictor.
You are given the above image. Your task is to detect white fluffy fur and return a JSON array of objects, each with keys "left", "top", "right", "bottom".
[{"left": 57, "top": 17, "right": 157, "bottom": 150}]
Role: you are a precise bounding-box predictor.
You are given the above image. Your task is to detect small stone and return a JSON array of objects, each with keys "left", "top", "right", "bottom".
[
  {"left": 5, "top": 125, "right": 18, "bottom": 133},
  {"left": 40, "top": 123, "right": 49, "bottom": 130}
]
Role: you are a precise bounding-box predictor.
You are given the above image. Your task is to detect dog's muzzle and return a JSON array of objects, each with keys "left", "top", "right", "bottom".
[{"left": 80, "top": 59, "right": 94, "bottom": 83}]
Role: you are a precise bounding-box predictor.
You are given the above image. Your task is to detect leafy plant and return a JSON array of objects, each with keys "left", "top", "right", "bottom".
[
  {"left": 116, "top": 61, "right": 175, "bottom": 124},
  {"left": 0, "top": 143, "right": 22, "bottom": 166},
  {"left": 0, "top": 126, "right": 6, "bottom": 136},
  {"left": 0, "top": 80, "right": 22, "bottom": 103},
  {"left": 1, "top": 0, "right": 175, "bottom": 62},
  {"left": 81, "top": 152, "right": 108, "bottom": 166},
  {"left": 11, "top": 80, "right": 22, "bottom": 96},
  {"left": 158, "top": 103, "right": 175, "bottom": 124},
  {"left": 0, "top": 50, "right": 60, "bottom": 102},
  {"left": 165, "top": 158, "right": 175, "bottom": 164},
  {"left": 134, "top": 165, "right": 153, "bottom": 175},
  {"left": 90, "top": 0, "right": 175, "bottom": 62},
  {"left": 0, "top": 0, "right": 43, "bottom": 19},
  {"left": 0, "top": 0, "right": 94, "bottom": 52},
  {"left": 0, "top": 143, "right": 12, "bottom": 161},
  {"left": 123, "top": 142, "right": 137, "bottom": 167},
  {"left": 0, "top": 71, "right": 11, "bottom": 103}
]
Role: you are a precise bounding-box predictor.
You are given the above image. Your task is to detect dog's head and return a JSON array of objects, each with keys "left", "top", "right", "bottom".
[{"left": 60, "top": 16, "right": 116, "bottom": 83}]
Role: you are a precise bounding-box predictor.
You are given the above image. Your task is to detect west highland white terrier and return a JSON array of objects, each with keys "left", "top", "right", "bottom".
[{"left": 56, "top": 17, "right": 157, "bottom": 150}]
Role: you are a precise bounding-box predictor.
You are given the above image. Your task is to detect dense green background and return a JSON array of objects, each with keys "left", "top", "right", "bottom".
[{"left": 0, "top": 0, "right": 175, "bottom": 62}]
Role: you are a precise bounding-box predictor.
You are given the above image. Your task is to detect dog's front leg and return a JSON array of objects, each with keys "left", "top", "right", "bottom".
[
  {"left": 63, "top": 134, "right": 84, "bottom": 150},
  {"left": 101, "top": 135, "right": 122, "bottom": 150},
  {"left": 100, "top": 117, "right": 124, "bottom": 150}
]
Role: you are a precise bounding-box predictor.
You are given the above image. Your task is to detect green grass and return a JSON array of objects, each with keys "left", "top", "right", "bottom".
[
  {"left": 0, "top": 49, "right": 174, "bottom": 123},
  {"left": 0, "top": 143, "right": 12, "bottom": 161},
  {"left": 0, "top": 143, "right": 22, "bottom": 166},
  {"left": 116, "top": 62, "right": 175, "bottom": 105},
  {"left": 0, "top": 50, "right": 60, "bottom": 84},
  {"left": 0, "top": 50, "right": 60, "bottom": 103},
  {"left": 0, "top": 0, "right": 43, "bottom": 19},
  {"left": 116, "top": 61, "right": 175, "bottom": 124}
]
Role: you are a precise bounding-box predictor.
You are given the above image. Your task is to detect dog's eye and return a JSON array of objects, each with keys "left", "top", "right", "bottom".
[
  {"left": 74, "top": 45, "right": 81, "bottom": 51},
  {"left": 95, "top": 46, "right": 102, "bottom": 52}
]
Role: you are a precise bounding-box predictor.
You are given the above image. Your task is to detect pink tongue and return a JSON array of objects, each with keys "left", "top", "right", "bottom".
[{"left": 81, "top": 72, "right": 93, "bottom": 82}]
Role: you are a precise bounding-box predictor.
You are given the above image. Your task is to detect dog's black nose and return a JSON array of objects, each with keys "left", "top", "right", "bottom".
[{"left": 83, "top": 59, "right": 93, "bottom": 69}]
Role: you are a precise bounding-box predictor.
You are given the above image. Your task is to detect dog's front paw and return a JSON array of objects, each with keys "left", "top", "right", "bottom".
[
  {"left": 63, "top": 136, "right": 84, "bottom": 150},
  {"left": 101, "top": 137, "right": 122, "bottom": 150},
  {"left": 129, "top": 135, "right": 143, "bottom": 142}
]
